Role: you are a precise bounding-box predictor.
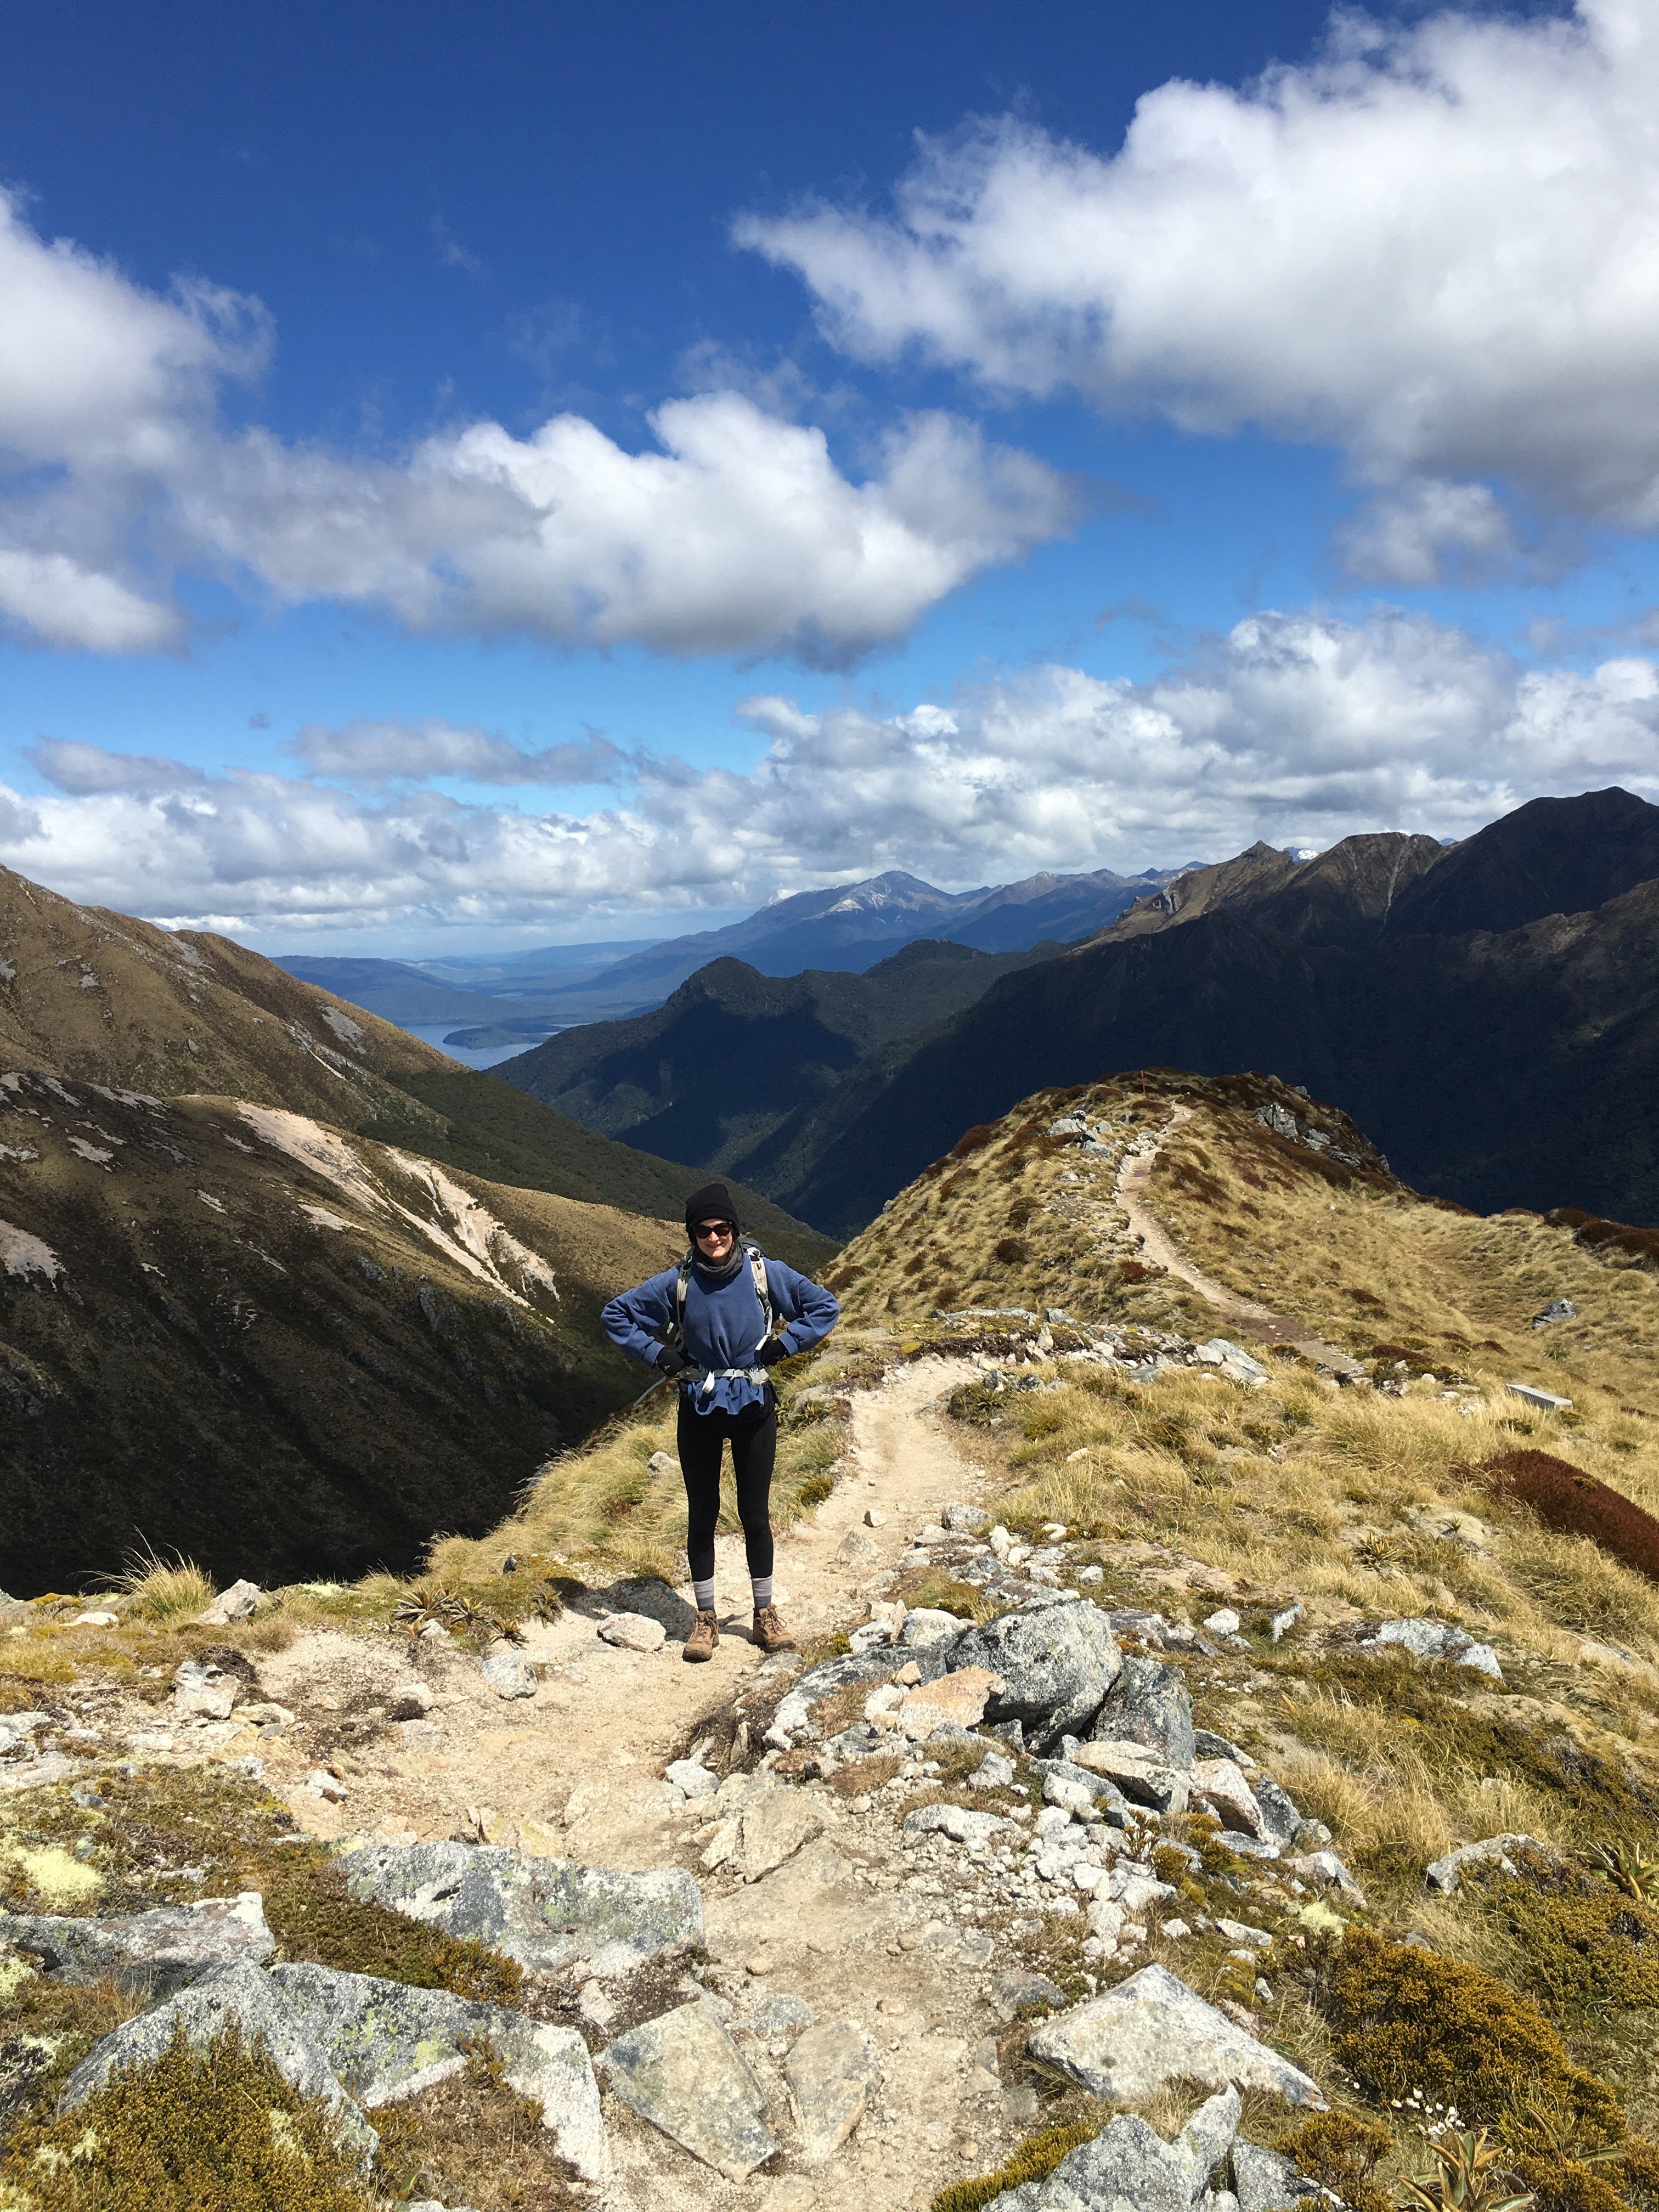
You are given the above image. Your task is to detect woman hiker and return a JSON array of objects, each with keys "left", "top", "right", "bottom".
[{"left": 601, "top": 1182, "right": 840, "bottom": 1663}]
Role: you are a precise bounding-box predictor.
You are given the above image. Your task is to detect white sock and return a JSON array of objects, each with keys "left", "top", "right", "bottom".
[
  {"left": 692, "top": 1577, "right": 716, "bottom": 1612},
  {"left": 751, "top": 1576, "right": 774, "bottom": 1611}
]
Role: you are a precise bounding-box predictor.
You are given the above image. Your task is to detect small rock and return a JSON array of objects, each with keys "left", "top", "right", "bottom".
[
  {"left": 898, "top": 1607, "right": 969, "bottom": 1651},
  {"left": 1202, "top": 1609, "right": 1242, "bottom": 1637},
  {"left": 899, "top": 1666, "right": 1004, "bottom": 1737},
  {"left": 787, "top": 2018, "right": 881, "bottom": 2164},
  {"left": 597, "top": 1612, "right": 667, "bottom": 1652},
  {"left": 1074, "top": 1738, "right": 1188, "bottom": 1814},
  {"left": 902, "top": 1803, "right": 1008, "bottom": 1847},
  {"left": 1425, "top": 1832, "right": 1547, "bottom": 1894},
  {"left": 1233, "top": 2138, "right": 1318, "bottom": 2212},
  {"left": 863, "top": 1506, "right": 886, "bottom": 1528},
  {"left": 969, "top": 1751, "right": 1015, "bottom": 1792},
  {"left": 750, "top": 1991, "right": 814, "bottom": 2038},
  {"left": 383, "top": 1683, "right": 435, "bottom": 1722},
  {"left": 1091, "top": 1653, "right": 1195, "bottom": 1768},
  {"left": 1194, "top": 1340, "right": 1269, "bottom": 1383},
  {"left": 602, "top": 2001, "right": 777, "bottom": 2179},
  {"left": 308, "top": 1769, "right": 347, "bottom": 1802},
  {"left": 1026, "top": 1962, "right": 1324, "bottom": 2107},
  {"left": 1268, "top": 1602, "right": 1303, "bottom": 1644},
  {"left": 648, "top": 1450, "right": 678, "bottom": 1475},
  {"left": 1506, "top": 1380, "right": 1573, "bottom": 1412},
  {"left": 173, "top": 1658, "right": 239, "bottom": 1721},
  {"left": 944, "top": 1503, "right": 991, "bottom": 1533},
  {"left": 1289, "top": 1850, "right": 1367, "bottom": 1905},
  {"left": 1191, "top": 1758, "right": 1265, "bottom": 1837},
  {"left": 1532, "top": 1299, "right": 1579, "bottom": 1329},
  {"left": 70, "top": 1610, "right": 120, "bottom": 1628},
  {"left": 195, "top": 1579, "right": 261, "bottom": 1626},
  {"left": 949, "top": 1598, "right": 1122, "bottom": 1752},
  {"left": 481, "top": 1649, "right": 538, "bottom": 1699},
  {"left": 665, "top": 1758, "right": 719, "bottom": 1798}
]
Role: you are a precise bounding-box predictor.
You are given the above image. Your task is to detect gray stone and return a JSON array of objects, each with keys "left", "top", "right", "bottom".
[
  {"left": 1289, "top": 1850, "right": 1366, "bottom": 1905},
  {"left": 787, "top": 2018, "right": 881, "bottom": 2165},
  {"left": 949, "top": 1599, "right": 1121, "bottom": 1752},
  {"left": 195, "top": 1579, "right": 261, "bottom": 1626},
  {"left": 1194, "top": 1729, "right": 1243, "bottom": 1762},
  {"left": 172, "top": 1658, "right": 238, "bottom": 1720},
  {"left": 766, "top": 1650, "right": 930, "bottom": 1748},
  {"left": 944, "top": 1503, "right": 992, "bottom": 1533},
  {"left": 269, "top": 1962, "right": 604, "bottom": 2180},
  {"left": 60, "top": 1962, "right": 377, "bottom": 2163},
  {"left": 902, "top": 1803, "right": 1008, "bottom": 1847},
  {"left": 1218, "top": 1832, "right": 1281, "bottom": 1861},
  {"left": 480, "top": 1649, "right": 538, "bottom": 1699},
  {"left": 665, "top": 1758, "right": 719, "bottom": 1797},
  {"left": 596, "top": 1612, "right": 667, "bottom": 1652},
  {"left": 1191, "top": 1758, "right": 1263, "bottom": 1836},
  {"left": 1, "top": 1891, "right": 272, "bottom": 1998},
  {"left": 1025, "top": 1964, "right": 1324, "bottom": 2107},
  {"left": 989, "top": 1971, "right": 1067, "bottom": 2023},
  {"left": 1091, "top": 1654, "right": 1196, "bottom": 1768},
  {"left": 1532, "top": 1299, "right": 1579, "bottom": 1329},
  {"left": 0, "top": 1752, "right": 78, "bottom": 1793},
  {"left": 603, "top": 2000, "right": 777, "bottom": 2179},
  {"left": 1507, "top": 1381, "right": 1572, "bottom": 1411},
  {"left": 1251, "top": 1775, "right": 1303, "bottom": 1848},
  {"left": 1202, "top": 1609, "right": 1242, "bottom": 1636},
  {"left": 1194, "top": 1341, "right": 1269, "bottom": 1383},
  {"left": 749, "top": 1991, "right": 815, "bottom": 2038},
  {"left": 969, "top": 1751, "right": 1017, "bottom": 1791},
  {"left": 1232, "top": 2140, "right": 1316, "bottom": 2212},
  {"left": 339, "top": 1841, "right": 701, "bottom": 1974},
  {"left": 1268, "top": 1603, "right": 1304, "bottom": 1644},
  {"left": 1425, "top": 1833, "right": 1546, "bottom": 1894},
  {"left": 995, "top": 2089, "right": 1242, "bottom": 2212},
  {"left": 1074, "top": 1737, "right": 1188, "bottom": 1813},
  {"left": 1363, "top": 1618, "right": 1503, "bottom": 1680},
  {"left": 899, "top": 1607, "right": 972, "bottom": 1651}
]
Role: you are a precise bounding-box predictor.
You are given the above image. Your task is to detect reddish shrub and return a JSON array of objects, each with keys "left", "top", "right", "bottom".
[
  {"left": 994, "top": 1236, "right": 1028, "bottom": 1266},
  {"left": 1118, "top": 1259, "right": 1164, "bottom": 1285},
  {"left": 952, "top": 1124, "right": 998, "bottom": 1158},
  {"left": 1483, "top": 1450, "right": 1659, "bottom": 1587},
  {"left": 1545, "top": 1207, "right": 1659, "bottom": 1270}
]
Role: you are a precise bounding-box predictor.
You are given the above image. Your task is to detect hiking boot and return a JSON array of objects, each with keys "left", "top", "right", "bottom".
[
  {"left": 752, "top": 1604, "right": 797, "bottom": 1654},
  {"left": 682, "top": 1609, "right": 720, "bottom": 1663}
]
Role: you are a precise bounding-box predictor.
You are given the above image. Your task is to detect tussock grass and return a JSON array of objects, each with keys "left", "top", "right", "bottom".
[{"left": 104, "top": 1545, "right": 215, "bottom": 1626}]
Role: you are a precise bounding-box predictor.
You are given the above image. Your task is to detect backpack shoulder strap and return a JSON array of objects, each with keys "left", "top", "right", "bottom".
[
  {"left": 665, "top": 1249, "right": 693, "bottom": 1346},
  {"left": 743, "top": 1240, "right": 774, "bottom": 1340}
]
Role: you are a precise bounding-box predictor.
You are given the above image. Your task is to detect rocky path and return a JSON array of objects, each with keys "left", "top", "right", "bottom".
[{"left": 1114, "top": 1107, "right": 1361, "bottom": 1375}]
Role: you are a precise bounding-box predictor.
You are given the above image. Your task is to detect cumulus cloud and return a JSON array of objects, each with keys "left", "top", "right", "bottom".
[
  {"left": 4, "top": 608, "right": 1657, "bottom": 933},
  {"left": 0, "top": 189, "right": 1077, "bottom": 659},
  {"left": 290, "top": 716, "right": 635, "bottom": 787},
  {"left": 27, "top": 738, "right": 207, "bottom": 795},
  {"left": 741, "top": 0, "right": 1659, "bottom": 580}
]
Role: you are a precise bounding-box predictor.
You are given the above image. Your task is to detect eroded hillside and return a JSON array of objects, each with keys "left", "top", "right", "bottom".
[{"left": 3, "top": 1071, "right": 1659, "bottom": 2212}]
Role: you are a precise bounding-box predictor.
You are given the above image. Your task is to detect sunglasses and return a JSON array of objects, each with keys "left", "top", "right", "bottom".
[{"left": 693, "top": 1220, "right": 735, "bottom": 1240}]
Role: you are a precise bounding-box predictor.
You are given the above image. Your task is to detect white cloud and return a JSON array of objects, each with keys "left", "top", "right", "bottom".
[
  {"left": 5, "top": 608, "right": 1658, "bottom": 934},
  {"left": 289, "top": 717, "right": 635, "bottom": 786},
  {"left": 0, "top": 188, "right": 1076, "bottom": 659},
  {"left": 28, "top": 738, "right": 206, "bottom": 795},
  {"left": 740, "top": 0, "right": 1659, "bottom": 579}
]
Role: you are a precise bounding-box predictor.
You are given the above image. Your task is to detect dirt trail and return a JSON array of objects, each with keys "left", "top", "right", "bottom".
[
  {"left": 244, "top": 1357, "right": 997, "bottom": 2211},
  {"left": 1116, "top": 1106, "right": 1361, "bottom": 1374}
]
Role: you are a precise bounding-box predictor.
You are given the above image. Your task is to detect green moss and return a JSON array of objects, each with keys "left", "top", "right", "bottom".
[
  {"left": 931, "top": 2116, "right": 1103, "bottom": 2211},
  {"left": 256, "top": 1855, "right": 521, "bottom": 2006},
  {"left": 1315, "top": 1929, "right": 1624, "bottom": 2152},
  {"left": 0, "top": 2021, "right": 370, "bottom": 2210}
]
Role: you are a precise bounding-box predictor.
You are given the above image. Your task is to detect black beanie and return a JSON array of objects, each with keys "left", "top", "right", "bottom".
[{"left": 685, "top": 1182, "right": 740, "bottom": 1234}]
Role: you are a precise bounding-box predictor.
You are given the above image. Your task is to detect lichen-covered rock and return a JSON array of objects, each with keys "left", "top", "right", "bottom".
[
  {"left": 0, "top": 1891, "right": 272, "bottom": 1999},
  {"left": 1232, "top": 2138, "right": 1317, "bottom": 2212},
  {"left": 480, "top": 1649, "right": 537, "bottom": 1699},
  {"left": 983, "top": 2087, "right": 1243, "bottom": 2212},
  {"left": 269, "top": 1961, "right": 605, "bottom": 2181},
  {"left": 765, "top": 1650, "right": 935, "bottom": 1749},
  {"left": 949, "top": 1599, "right": 1122, "bottom": 1751},
  {"left": 1074, "top": 1737, "right": 1189, "bottom": 1813},
  {"left": 1425, "top": 1833, "right": 1547, "bottom": 1894},
  {"left": 1251, "top": 1774, "right": 1304, "bottom": 1847},
  {"left": 787, "top": 2018, "right": 881, "bottom": 2164},
  {"left": 602, "top": 2000, "right": 777, "bottom": 2179},
  {"left": 59, "top": 1961, "right": 378, "bottom": 2164},
  {"left": 902, "top": 1803, "right": 1009, "bottom": 1847},
  {"left": 1025, "top": 1963, "right": 1324, "bottom": 2107},
  {"left": 1091, "top": 1654, "right": 1196, "bottom": 1768},
  {"left": 338, "top": 1841, "right": 701, "bottom": 1974}
]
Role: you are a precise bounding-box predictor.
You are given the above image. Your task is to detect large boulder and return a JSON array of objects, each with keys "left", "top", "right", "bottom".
[
  {"left": 602, "top": 2000, "right": 777, "bottom": 2180},
  {"left": 1090, "top": 1654, "right": 1195, "bottom": 1768},
  {"left": 984, "top": 2087, "right": 1242, "bottom": 2212},
  {"left": 59, "top": 1961, "right": 377, "bottom": 2164},
  {"left": 269, "top": 1962, "right": 605, "bottom": 2181},
  {"left": 338, "top": 1841, "right": 701, "bottom": 1975},
  {"left": 949, "top": 1600, "right": 1122, "bottom": 1752},
  {"left": 1025, "top": 1963, "right": 1324, "bottom": 2107},
  {"left": 0, "top": 1892, "right": 272, "bottom": 1999}
]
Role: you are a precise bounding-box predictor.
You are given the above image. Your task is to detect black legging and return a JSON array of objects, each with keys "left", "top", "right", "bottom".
[{"left": 678, "top": 1390, "right": 776, "bottom": 1584}]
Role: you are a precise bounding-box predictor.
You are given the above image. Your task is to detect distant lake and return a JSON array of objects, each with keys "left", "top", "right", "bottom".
[{"left": 397, "top": 1022, "right": 570, "bottom": 1071}]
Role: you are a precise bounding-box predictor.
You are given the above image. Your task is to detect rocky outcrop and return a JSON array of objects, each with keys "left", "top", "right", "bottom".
[
  {"left": 1025, "top": 1965, "right": 1325, "bottom": 2107},
  {"left": 0, "top": 1891, "right": 273, "bottom": 1999}
]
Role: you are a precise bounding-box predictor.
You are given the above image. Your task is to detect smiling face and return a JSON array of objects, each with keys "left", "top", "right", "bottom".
[{"left": 693, "top": 1218, "right": 736, "bottom": 1259}]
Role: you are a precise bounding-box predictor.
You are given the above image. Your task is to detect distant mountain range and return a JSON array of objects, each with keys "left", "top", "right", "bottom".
[
  {"left": 0, "top": 868, "right": 828, "bottom": 1594},
  {"left": 489, "top": 788, "right": 1659, "bottom": 1237},
  {"left": 275, "top": 863, "right": 1190, "bottom": 1039}
]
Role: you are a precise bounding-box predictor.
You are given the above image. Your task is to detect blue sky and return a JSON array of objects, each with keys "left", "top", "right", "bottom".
[{"left": 3, "top": 0, "right": 1659, "bottom": 952}]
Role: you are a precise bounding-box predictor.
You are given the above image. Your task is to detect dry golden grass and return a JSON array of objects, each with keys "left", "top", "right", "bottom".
[
  {"left": 428, "top": 1365, "right": 848, "bottom": 1587},
  {"left": 106, "top": 1546, "right": 216, "bottom": 1625}
]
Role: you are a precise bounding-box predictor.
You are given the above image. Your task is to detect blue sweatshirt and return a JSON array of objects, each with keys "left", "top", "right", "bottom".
[{"left": 601, "top": 1250, "right": 840, "bottom": 1415}]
